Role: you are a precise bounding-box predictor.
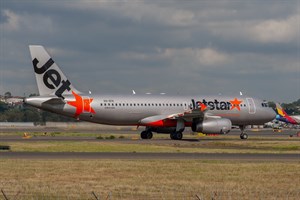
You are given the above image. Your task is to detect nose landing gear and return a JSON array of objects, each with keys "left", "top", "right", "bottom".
[{"left": 239, "top": 125, "right": 248, "bottom": 140}]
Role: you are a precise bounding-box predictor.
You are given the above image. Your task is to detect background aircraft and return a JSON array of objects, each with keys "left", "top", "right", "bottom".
[
  {"left": 24, "top": 45, "right": 276, "bottom": 140},
  {"left": 275, "top": 103, "right": 300, "bottom": 125}
]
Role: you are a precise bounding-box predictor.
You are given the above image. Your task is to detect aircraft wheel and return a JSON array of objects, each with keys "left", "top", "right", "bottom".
[
  {"left": 146, "top": 131, "right": 153, "bottom": 139},
  {"left": 176, "top": 132, "right": 183, "bottom": 140},
  {"left": 240, "top": 133, "right": 248, "bottom": 140},
  {"left": 141, "top": 131, "right": 152, "bottom": 139},
  {"left": 141, "top": 131, "right": 148, "bottom": 139},
  {"left": 170, "top": 133, "right": 175, "bottom": 140},
  {"left": 171, "top": 132, "right": 183, "bottom": 140}
]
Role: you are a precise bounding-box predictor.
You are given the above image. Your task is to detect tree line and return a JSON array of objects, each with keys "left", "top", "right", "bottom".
[{"left": 0, "top": 101, "right": 76, "bottom": 123}]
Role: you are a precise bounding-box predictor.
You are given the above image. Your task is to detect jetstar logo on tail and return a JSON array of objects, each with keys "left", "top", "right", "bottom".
[
  {"left": 33, "top": 58, "right": 71, "bottom": 99},
  {"left": 67, "top": 91, "right": 96, "bottom": 117},
  {"left": 191, "top": 98, "right": 243, "bottom": 111}
]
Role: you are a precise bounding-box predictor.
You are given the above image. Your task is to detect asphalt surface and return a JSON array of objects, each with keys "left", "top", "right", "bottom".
[
  {"left": 0, "top": 129, "right": 299, "bottom": 142},
  {"left": 1, "top": 152, "right": 299, "bottom": 160}
]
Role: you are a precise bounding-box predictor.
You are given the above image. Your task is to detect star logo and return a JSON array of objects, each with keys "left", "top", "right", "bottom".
[
  {"left": 230, "top": 98, "right": 243, "bottom": 111},
  {"left": 67, "top": 91, "right": 95, "bottom": 117},
  {"left": 198, "top": 102, "right": 207, "bottom": 111}
]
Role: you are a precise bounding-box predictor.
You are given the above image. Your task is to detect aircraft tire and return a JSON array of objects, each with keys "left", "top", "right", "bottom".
[
  {"left": 146, "top": 131, "right": 153, "bottom": 139},
  {"left": 141, "top": 131, "right": 148, "bottom": 139},
  {"left": 141, "top": 131, "right": 153, "bottom": 139},
  {"left": 240, "top": 133, "right": 248, "bottom": 140},
  {"left": 175, "top": 132, "right": 183, "bottom": 140},
  {"left": 170, "top": 132, "right": 183, "bottom": 140},
  {"left": 170, "top": 133, "right": 174, "bottom": 140}
]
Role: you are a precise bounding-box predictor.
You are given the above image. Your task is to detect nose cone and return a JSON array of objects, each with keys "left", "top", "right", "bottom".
[{"left": 267, "top": 108, "right": 277, "bottom": 121}]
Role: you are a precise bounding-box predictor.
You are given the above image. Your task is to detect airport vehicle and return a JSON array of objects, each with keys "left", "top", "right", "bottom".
[
  {"left": 24, "top": 45, "right": 276, "bottom": 140},
  {"left": 275, "top": 103, "right": 300, "bottom": 125}
]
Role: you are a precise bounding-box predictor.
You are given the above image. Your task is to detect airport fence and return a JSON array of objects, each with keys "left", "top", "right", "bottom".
[{"left": 1, "top": 186, "right": 300, "bottom": 200}]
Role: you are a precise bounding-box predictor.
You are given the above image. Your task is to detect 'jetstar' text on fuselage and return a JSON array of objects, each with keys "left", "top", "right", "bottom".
[{"left": 191, "top": 99, "right": 233, "bottom": 110}]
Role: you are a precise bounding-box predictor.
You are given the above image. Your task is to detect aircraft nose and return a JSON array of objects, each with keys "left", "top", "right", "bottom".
[{"left": 267, "top": 109, "right": 277, "bottom": 121}]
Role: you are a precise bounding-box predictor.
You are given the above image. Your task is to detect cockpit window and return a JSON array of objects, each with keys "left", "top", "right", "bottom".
[{"left": 261, "top": 102, "right": 269, "bottom": 107}]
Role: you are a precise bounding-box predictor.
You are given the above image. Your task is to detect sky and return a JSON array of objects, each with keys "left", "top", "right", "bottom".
[{"left": 0, "top": 0, "right": 299, "bottom": 103}]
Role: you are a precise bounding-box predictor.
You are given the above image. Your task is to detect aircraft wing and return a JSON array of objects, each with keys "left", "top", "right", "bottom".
[{"left": 139, "top": 107, "right": 216, "bottom": 126}]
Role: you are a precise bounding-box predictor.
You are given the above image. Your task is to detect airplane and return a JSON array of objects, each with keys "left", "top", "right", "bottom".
[
  {"left": 275, "top": 103, "right": 300, "bottom": 124},
  {"left": 24, "top": 45, "right": 276, "bottom": 140}
]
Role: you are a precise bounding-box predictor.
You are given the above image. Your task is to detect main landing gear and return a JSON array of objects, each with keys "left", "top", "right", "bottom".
[
  {"left": 170, "top": 118, "right": 184, "bottom": 140},
  {"left": 141, "top": 119, "right": 186, "bottom": 140},
  {"left": 170, "top": 131, "right": 183, "bottom": 140},
  {"left": 140, "top": 130, "right": 153, "bottom": 139},
  {"left": 239, "top": 125, "right": 248, "bottom": 140}
]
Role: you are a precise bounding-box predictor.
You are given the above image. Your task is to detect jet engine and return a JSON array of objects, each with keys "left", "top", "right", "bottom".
[{"left": 192, "top": 118, "right": 232, "bottom": 134}]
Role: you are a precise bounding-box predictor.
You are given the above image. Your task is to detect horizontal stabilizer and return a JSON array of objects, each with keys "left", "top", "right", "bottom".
[{"left": 43, "top": 98, "right": 66, "bottom": 105}]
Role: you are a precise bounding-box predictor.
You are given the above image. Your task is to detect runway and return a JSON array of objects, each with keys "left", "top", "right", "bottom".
[
  {"left": 1, "top": 152, "right": 299, "bottom": 161},
  {"left": 0, "top": 128, "right": 299, "bottom": 141}
]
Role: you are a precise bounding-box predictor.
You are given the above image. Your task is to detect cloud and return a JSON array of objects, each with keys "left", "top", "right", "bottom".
[
  {"left": 1, "top": 9, "right": 20, "bottom": 31},
  {"left": 68, "top": 1, "right": 196, "bottom": 27},
  {"left": 209, "top": 13, "right": 299, "bottom": 45},
  {"left": 120, "top": 47, "right": 231, "bottom": 69},
  {"left": 251, "top": 15, "right": 299, "bottom": 43},
  {"left": 0, "top": 1, "right": 299, "bottom": 102},
  {"left": 0, "top": 9, "right": 54, "bottom": 34},
  {"left": 162, "top": 47, "right": 231, "bottom": 66}
]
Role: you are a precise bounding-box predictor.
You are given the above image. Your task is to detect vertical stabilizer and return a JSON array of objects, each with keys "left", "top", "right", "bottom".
[
  {"left": 29, "top": 45, "right": 79, "bottom": 98},
  {"left": 275, "top": 103, "right": 287, "bottom": 117}
]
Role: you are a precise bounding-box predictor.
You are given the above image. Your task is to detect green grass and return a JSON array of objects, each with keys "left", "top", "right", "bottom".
[{"left": 1, "top": 140, "right": 300, "bottom": 153}]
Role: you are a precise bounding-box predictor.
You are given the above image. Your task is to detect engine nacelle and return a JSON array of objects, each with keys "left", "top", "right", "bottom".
[{"left": 192, "top": 118, "right": 232, "bottom": 134}]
